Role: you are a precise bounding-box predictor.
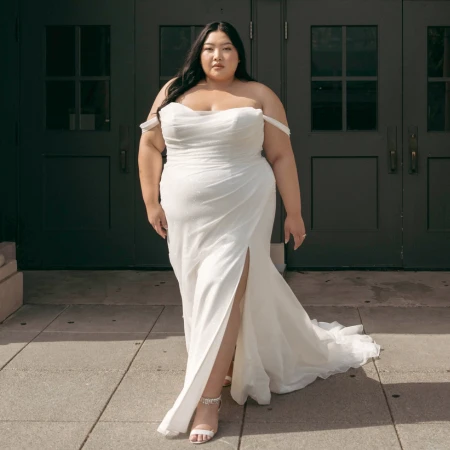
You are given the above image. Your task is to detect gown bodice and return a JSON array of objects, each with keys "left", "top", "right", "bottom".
[{"left": 140, "top": 102, "right": 290, "bottom": 166}]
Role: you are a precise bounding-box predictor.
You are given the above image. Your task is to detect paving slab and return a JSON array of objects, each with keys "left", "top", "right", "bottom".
[
  {"left": 0, "top": 421, "right": 91, "bottom": 450},
  {"left": 24, "top": 270, "right": 184, "bottom": 305},
  {"left": 0, "top": 331, "right": 39, "bottom": 368},
  {"left": 245, "top": 363, "right": 391, "bottom": 426},
  {"left": 100, "top": 370, "right": 243, "bottom": 423},
  {"left": 151, "top": 305, "right": 184, "bottom": 332},
  {"left": 287, "top": 271, "right": 370, "bottom": 306},
  {"left": 396, "top": 423, "right": 450, "bottom": 450},
  {"left": 369, "top": 334, "right": 450, "bottom": 373},
  {"left": 83, "top": 421, "right": 241, "bottom": 449},
  {"left": 303, "top": 305, "right": 361, "bottom": 326},
  {"left": 103, "top": 270, "right": 182, "bottom": 305},
  {"left": 24, "top": 270, "right": 106, "bottom": 304},
  {"left": 44, "top": 304, "right": 163, "bottom": 333},
  {"left": 380, "top": 372, "right": 450, "bottom": 424},
  {"left": 6, "top": 332, "right": 146, "bottom": 371},
  {"left": 131, "top": 334, "right": 187, "bottom": 371},
  {"left": 286, "top": 271, "right": 450, "bottom": 307},
  {"left": 359, "top": 306, "right": 450, "bottom": 334},
  {"left": 240, "top": 422, "right": 401, "bottom": 450},
  {"left": 0, "top": 304, "right": 67, "bottom": 331},
  {"left": 0, "top": 369, "right": 123, "bottom": 421}
]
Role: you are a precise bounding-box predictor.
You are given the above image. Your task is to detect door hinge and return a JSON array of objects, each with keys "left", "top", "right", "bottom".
[
  {"left": 284, "top": 21, "right": 288, "bottom": 40},
  {"left": 250, "top": 21, "right": 253, "bottom": 40},
  {"left": 15, "top": 17, "right": 20, "bottom": 42}
]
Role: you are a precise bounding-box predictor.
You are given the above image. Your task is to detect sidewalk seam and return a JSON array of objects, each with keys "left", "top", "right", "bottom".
[
  {"left": 358, "top": 306, "right": 404, "bottom": 450},
  {"left": 0, "top": 305, "right": 70, "bottom": 371},
  {"left": 237, "top": 400, "right": 247, "bottom": 449},
  {"left": 77, "top": 305, "right": 166, "bottom": 450}
]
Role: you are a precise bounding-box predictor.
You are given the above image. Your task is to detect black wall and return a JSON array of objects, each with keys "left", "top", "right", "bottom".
[{"left": 0, "top": 0, "right": 19, "bottom": 242}]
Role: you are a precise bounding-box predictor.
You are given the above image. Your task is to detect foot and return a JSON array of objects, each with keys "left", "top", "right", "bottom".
[
  {"left": 189, "top": 398, "right": 221, "bottom": 444},
  {"left": 223, "top": 360, "right": 234, "bottom": 387}
]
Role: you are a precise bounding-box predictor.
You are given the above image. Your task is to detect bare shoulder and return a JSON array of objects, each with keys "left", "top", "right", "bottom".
[
  {"left": 147, "top": 77, "right": 177, "bottom": 119},
  {"left": 245, "top": 81, "right": 287, "bottom": 124}
]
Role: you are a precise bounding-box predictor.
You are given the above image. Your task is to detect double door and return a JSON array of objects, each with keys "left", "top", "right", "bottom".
[
  {"left": 18, "top": 0, "right": 450, "bottom": 269},
  {"left": 286, "top": 0, "right": 450, "bottom": 269},
  {"left": 18, "top": 0, "right": 250, "bottom": 268}
]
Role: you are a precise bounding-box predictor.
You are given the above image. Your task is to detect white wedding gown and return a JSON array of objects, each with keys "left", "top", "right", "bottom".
[{"left": 140, "top": 102, "right": 381, "bottom": 437}]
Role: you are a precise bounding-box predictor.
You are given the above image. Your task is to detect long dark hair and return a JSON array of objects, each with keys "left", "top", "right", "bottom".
[{"left": 157, "top": 21, "right": 255, "bottom": 119}]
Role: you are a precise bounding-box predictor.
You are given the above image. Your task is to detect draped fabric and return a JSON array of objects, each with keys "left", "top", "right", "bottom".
[{"left": 140, "top": 102, "right": 380, "bottom": 437}]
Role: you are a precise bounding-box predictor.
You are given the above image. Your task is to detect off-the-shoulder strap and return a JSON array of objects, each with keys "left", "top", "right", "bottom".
[
  {"left": 140, "top": 115, "right": 160, "bottom": 133},
  {"left": 263, "top": 115, "right": 291, "bottom": 136}
]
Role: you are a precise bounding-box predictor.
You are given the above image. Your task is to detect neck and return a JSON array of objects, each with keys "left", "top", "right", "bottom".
[{"left": 202, "top": 76, "right": 236, "bottom": 90}]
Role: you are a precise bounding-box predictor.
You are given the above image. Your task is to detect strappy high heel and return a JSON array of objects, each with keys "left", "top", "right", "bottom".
[{"left": 189, "top": 395, "right": 222, "bottom": 444}]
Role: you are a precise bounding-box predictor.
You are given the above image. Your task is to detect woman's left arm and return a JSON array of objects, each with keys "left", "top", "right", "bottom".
[{"left": 257, "top": 84, "right": 306, "bottom": 250}]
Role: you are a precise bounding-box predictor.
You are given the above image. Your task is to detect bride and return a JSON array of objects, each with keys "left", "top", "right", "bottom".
[{"left": 138, "top": 21, "right": 380, "bottom": 444}]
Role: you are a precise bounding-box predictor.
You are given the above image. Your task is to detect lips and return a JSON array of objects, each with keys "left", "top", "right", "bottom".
[{"left": 213, "top": 65, "right": 224, "bottom": 68}]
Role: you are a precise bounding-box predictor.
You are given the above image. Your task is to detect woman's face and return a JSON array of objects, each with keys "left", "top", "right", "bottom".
[{"left": 200, "top": 31, "right": 240, "bottom": 81}]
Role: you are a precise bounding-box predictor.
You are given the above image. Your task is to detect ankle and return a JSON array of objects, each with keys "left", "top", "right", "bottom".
[{"left": 199, "top": 394, "right": 221, "bottom": 406}]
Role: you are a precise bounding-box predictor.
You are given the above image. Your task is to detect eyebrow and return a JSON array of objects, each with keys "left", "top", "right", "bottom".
[{"left": 203, "top": 41, "right": 233, "bottom": 46}]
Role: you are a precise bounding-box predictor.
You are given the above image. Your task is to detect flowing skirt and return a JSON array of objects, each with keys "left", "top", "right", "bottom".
[{"left": 157, "top": 156, "right": 381, "bottom": 436}]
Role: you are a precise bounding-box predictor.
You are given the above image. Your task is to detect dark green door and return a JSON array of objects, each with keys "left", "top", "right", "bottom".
[
  {"left": 403, "top": 1, "right": 450, "bottom": 268},
  {"left": 286, "top": 0, "right": 403, "bottom": 268},
  {"left": 19, "top": 0, "right": 135, "bottom": 268},
  {"left": 286, "top": 0, "right": 450, "bottom": 269}
]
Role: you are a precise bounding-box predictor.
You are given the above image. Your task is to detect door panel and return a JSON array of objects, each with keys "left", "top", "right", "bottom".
[
  {"left": 135, "top": 0, "right": 252, "bottom": 267},
  {"left": 19, "top": 0, "right": 134, "bottom": 268},
  {"left": 286, "top": 0, "right": 403, "bottom": 268},
  {"left": 403, "top": 1, "right": 450, "bottom": 268}
]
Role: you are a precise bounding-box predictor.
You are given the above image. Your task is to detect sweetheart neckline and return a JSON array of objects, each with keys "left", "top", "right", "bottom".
[
  {"left": 142, "top": 102, "right": 291, "bottom": 136},
  {"left": 163, "top": 102, "right": 263, "bottom": 114}
]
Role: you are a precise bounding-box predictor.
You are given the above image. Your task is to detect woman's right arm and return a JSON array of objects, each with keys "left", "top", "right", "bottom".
[{"left": 138, "top": 79, "right": 175, "bottom": 238}]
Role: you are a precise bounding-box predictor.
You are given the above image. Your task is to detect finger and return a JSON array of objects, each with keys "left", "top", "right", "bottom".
[
  {"left": 152, "top": 221, "right": 163, "bottom": 239},
  {"left": 293, "top": 235, "right": 301, "bottom": 250},
  {"left": 156, "top": 221, "right": 166, "bottom": 239},
  {"left": 284, "top": 229, "right": 290, "bottom": 244}
]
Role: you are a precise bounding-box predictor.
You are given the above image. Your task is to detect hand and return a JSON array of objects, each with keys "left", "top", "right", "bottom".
[
  {"left": 284, "top": 213, "right": 306, "bottom": 250},
  {"left": 146, "top": 203, "right": 168, "bottom": 239}
]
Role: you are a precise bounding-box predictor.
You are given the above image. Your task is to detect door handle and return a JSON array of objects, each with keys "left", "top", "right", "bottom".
[
  {"left": 119, "top": 125, "right": 129, "bottom": 173},
  {"left": 408, "top": 126, "right": 418, "bottom": 174},
  {"left": 387, "top": 126, "right": 397, "bottom": 173}
]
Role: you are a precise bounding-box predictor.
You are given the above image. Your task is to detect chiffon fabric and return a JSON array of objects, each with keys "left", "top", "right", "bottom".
[{"left": 140, "top": 102, "right": 380, "bottom": 437}]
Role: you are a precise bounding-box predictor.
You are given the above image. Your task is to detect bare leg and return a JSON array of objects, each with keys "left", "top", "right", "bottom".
[{"left": 189, "top": 249, "right": 250, "bottom": 443}]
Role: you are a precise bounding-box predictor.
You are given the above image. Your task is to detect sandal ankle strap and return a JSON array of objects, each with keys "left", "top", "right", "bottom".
[{"left": 199, "top": 395, "right": 222, "bottom": 405}]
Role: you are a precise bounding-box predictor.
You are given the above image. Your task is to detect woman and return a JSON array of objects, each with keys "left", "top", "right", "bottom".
[{"left": 138, "top": 21, "right": 380, "bottom": 444}]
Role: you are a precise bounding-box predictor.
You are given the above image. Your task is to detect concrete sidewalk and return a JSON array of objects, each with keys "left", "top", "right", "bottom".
[{"left": 0, "top": 270, "right": 449, "bottom": 449}]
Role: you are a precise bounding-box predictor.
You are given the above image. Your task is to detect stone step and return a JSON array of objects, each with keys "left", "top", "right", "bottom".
[
  {"left": 0, "top": 241, "right": 16, "bottom": 262},
  {"left": 0, "top": 271, "right": 23, "bottom": 323},
  {"left": 0, "top": 259, "right": 17, "bottom": 283},
  {"left": 0, "top": 242, "right": 22, "bottom": 323}
]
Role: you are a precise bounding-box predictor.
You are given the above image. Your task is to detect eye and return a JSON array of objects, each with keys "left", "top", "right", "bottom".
[{"left": 224, "top": 47, "right": 232, "bottom": 51}]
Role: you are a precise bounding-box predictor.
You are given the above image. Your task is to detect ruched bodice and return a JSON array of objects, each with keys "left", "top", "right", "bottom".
[
  {"left": 140, "top": 102, "right": 290, "bottom": 166},
  {"left": 139, "top": 102, "right": 380, "bottom": 438},
  {"left": 160, "top": 103, "right": 266, "bottom": 165}
]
